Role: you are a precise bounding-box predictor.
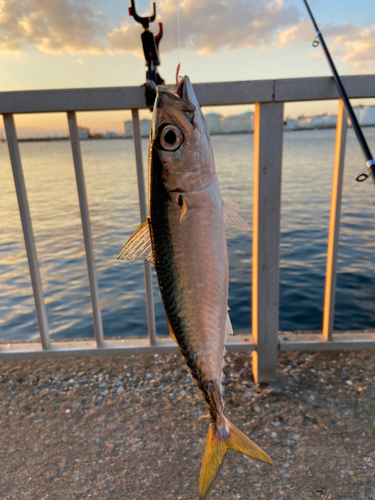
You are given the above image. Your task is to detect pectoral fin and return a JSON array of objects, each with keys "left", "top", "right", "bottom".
[
  {"left": 117, "top": 219, "right": 154, "bottom": 265},
  {"left": 222, "top": 199, "right": 250, "bottom": 230},
  {"left": 179, "top": 194, "right": 188, "bottom": 223}
]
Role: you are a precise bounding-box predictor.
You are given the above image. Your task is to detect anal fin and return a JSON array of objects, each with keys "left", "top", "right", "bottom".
[{"left": 225, "top": 309, "right": 233, "bottom": 341}]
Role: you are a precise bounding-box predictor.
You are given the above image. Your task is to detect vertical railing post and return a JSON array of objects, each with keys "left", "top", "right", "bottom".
[
  {"left": 3, "top": 113, "right": 51, "bottom": 350},
  {"left": 323, "top": 100, "right": 347, "bottom": 340},
  {"left": 252, "top": 102, "right": 284, "bottom": 383},
  {"left": 131, "top": 109, "right": 157, "bottom": 346},
  {"left": 67, "top": 111, "right": 104, "bottom": 347}
]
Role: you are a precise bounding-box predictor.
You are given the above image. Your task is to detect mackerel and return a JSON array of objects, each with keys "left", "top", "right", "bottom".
[{"left": 118, "top": 75, "right": 273, "bottom": 498}]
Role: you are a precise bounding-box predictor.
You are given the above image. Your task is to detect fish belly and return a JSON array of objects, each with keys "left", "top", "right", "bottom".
[{"left": 152, "top": 181, "right": 228, "bottom": 387}]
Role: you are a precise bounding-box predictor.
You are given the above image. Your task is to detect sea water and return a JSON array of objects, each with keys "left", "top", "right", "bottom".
[{"left": 1, "top": 127, "right": 375, "bottom": 341}]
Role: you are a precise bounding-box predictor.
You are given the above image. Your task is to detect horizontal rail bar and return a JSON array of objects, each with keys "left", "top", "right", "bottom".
[
  {"left": 195, "top": 80, "right": 274, "bottom": 106},
  {"left": 0, "top": 334, "right": 256, "bottom": 360},
  {"left": 279, "top": 332, "right": 375, "bottom": 350},
  {"left": 2, "top": 331, "right": 375, "bottom": 360},
  {"left": 274, "top": 75, "right": 375, "bottom": 102},
  {"left": 1, "top": 75, "right": 375, "bottom": 114}
]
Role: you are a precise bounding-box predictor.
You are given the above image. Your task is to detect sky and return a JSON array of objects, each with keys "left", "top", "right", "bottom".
[{"left": 1, "top": 0, "right": 375, "bottom": 137}]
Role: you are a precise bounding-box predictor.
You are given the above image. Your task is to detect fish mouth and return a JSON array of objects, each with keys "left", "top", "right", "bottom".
[
  {"left": 176, "top": 75, "right": 194, "bottom": 105},
  {"left": 157, "top": 76, "right": 196, "bottom": 113},
  {"left": 176, "top": 77, "right": 185, "bottom": 99},
  {"left": 178, "top": 75, "right": 195, "bottom": 104}
]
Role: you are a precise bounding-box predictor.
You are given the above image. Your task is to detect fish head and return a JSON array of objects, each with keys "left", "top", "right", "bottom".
[{"left": 151, "top": 75, "right": 215, "bottom": 193}]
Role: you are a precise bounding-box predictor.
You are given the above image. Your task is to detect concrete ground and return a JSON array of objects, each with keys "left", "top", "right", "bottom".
[{"left": 0, "top": 347, "right": 375, "bottom": 499}]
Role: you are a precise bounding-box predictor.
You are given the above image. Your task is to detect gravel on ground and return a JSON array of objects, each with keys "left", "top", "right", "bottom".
[{"left": 1, "top": 347, "right": 375, "bottom": 499}]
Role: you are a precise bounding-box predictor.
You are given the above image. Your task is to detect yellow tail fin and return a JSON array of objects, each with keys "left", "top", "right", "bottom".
[{"left": 199, "top": 418, "right": 274, "bottom": 499}]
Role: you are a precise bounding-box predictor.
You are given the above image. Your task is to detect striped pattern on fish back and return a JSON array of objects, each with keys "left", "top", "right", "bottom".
[{"left": 149, "top": 143, "right": 220, "bottom": 414}]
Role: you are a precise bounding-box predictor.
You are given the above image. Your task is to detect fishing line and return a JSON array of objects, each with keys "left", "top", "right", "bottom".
[
  {"left": 364, "top": 178, "right": 375, "bottom": 221},
  {"left": 177, "top": 0, "right": 181, "bottom": 67},
  {"left": 347, "top": 115, "right": 375, "bottom": 223},
  {"left": 347, "top": 115, "right": 363, "bottom": 178}
]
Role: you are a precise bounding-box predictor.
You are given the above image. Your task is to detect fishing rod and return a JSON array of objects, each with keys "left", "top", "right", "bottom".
[{"left": 302, "top": 0, "right": 375, "bottom": 185}]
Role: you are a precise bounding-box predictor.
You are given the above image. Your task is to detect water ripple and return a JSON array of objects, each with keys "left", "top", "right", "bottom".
[{"left": 1, "top": 128, "right": 375, "bottom": 340}]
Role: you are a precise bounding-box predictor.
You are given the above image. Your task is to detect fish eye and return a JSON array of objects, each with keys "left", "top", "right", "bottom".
[{"left": 160, "top": 125, "right": 183, "bottom": 151}]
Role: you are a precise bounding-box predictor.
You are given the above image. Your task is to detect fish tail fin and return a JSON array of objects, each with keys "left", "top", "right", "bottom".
[
  {"left": 199, "top": 423, "right": 228, "bottom": 500},
  {"left": 199, "top": 419, "right": 274, "bottom": 499},
  {"left": 225, "top": 418, "right": 274, "bottom": 464}
]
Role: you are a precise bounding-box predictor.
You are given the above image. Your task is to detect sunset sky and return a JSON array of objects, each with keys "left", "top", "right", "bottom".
[{"left": 1, "top": 0, "right": 375, "bottom": 137}]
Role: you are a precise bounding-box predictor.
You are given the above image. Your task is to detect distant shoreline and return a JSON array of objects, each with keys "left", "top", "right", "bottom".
[{"left": 2, "top": 124, "right": 374, "bottom": 143}]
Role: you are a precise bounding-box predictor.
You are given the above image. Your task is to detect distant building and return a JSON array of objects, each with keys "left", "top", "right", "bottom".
[
  {"left": 322, "top": 115, "right": 337, "bottom": 128},
  {"left": 121, "top": 105, "right": 375, "bottom": 139},
  {"left": 103, "top": 131, "right": 118, "bottom": 138},
  {"left": 121, "top": 119, "right": 151, "bottom": 138},
  {"left": 205, "top": 113, "right": 223, "bottom": 134},
  {"left": 78, "top": 126, "right": 89, "bottom": 140},
  {"left": 140, "top": 119, "right": 151, "bottom": 137},
  {"left": 284, "top": 118, "right": 299, "bottom": 130},
  {"left": 284, "top": 114, "right": 337, "bottom": 130},
  {"left": 220, "top": 112, "right": 254, "bottom": 134},
  {"left": 355, "top": 106, "right": 375, "bottom": 126},
  {"left": 298, "top": 115, "right": 325, "bottom": 129},
  {"left": 285, "top": 107, "right": 375, "bottom": 131},
  {"left": 121, "top": 121, "right": 132, "bottom": 137},
  {"left": 121, "top": 121, "right": 132, "bottom": 136},
  {"left": 121, "top": 110, "right": 259, "bottom": 137}
]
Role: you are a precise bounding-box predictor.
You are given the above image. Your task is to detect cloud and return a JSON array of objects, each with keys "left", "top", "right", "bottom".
[
  {"left": 0, "top": 0, "right": 109, "bottom": 54},
  {"left": 0, "top": 0, "right": 374, "bottom": 73},
  {"left": 338, "top": 25, "right": 375, "bottom": 70},
  {"left": 108, "top": 0, "right": 300, "bottom": 56},
  {"left": 276, "top": 20, "right": 360, "bottom": 49},
  {"left": 275, "top": 20, "right": 315, "bottom": 48},
  {"left": 276, "top": 19, "right": 375, "bottom": 70},
  {"left": 108, "top": 23, "right": 144, "bottom": 58},
  {"left": 108, "top": 0, "right": 374, "bottom": 71}
]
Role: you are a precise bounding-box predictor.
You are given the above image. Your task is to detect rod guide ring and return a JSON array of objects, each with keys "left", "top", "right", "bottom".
[{"left": 356, "top": 173, "right": 368, "bottom": 182}]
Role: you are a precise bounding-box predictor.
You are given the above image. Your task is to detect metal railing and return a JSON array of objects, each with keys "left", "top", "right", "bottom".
[{"left": 2, "top": 75, "right": 375, "bottom": 383}]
